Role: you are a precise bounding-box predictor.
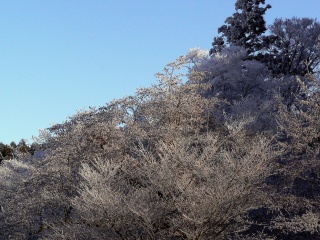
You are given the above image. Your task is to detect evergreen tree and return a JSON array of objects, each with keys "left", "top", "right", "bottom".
[
  {"left": 10, "top": 141, "right": 17, "bottom": 149},
  {"left": 0, "top": 143, "right": 13, "bottom": 160},
  {"left": 210, "top": 0, "right": 271, "bottom": 56}
]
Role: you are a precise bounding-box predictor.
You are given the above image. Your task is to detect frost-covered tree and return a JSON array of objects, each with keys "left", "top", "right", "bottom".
[
  {"left": 250, "top": 75, "right": 320, "bottom": 239},
  {"left": 196, "top": 47, "right": 270, "bottom": 99},
  {"left": 262, "top": 17, "right": 320, "bottom": 76},
  {"left": 54, "top": 131, "right": 276, "bottom": 239},
  {"left": 210, "top": 0, "right": 271, "bottom": 56},
  {"left": 189, "top": 46, "right": 276, "bottom": 133},
  {"left": 0, "top": 157, "right": 40, "bottom": 238}
]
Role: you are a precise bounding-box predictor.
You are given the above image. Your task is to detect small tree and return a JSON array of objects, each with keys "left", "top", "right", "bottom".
[{"left": 0, "top": 143, "right": 14, "bottom": 160}]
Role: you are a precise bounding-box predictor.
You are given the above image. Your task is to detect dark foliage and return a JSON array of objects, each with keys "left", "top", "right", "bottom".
[{"left": 210, "top": 0, "right": 271, "bottom": 55}]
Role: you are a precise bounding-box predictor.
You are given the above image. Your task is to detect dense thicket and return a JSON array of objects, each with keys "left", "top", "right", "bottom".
[{"left": 1, "top": 0, "right": 320, "bottom": 239}]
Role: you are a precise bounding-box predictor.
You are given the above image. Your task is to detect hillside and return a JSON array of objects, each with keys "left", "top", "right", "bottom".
[{"left": 1, "top": 1, "right": 320, "bottom": 239}]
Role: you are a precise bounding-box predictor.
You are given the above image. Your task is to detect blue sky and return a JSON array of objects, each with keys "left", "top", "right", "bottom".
[{"left": 1, "top": 0, "right": 319, "bottom": 144}]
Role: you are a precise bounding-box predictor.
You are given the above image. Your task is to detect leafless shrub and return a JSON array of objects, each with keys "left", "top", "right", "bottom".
[{"left": 49, "top": 125, "right": 276, "bottom": 239}]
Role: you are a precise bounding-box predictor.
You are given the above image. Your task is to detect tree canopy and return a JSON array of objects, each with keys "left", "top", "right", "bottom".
[
  {"left": 211, "top": 0, "right": 320, "bottom": 77},
  {"left": 263, "top": 17, "right": 320, "bottom": 76}
]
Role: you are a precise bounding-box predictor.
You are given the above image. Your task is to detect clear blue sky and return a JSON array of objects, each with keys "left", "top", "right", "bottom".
[{"left": 1, "top": 0, "right": 319, "bottom": 145}]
